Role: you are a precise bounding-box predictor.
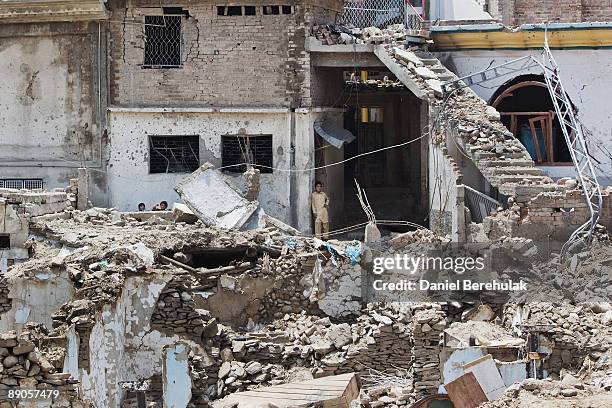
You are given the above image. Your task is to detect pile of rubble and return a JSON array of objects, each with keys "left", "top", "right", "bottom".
[
  {"left": 312, "top": 24, "right": 408, "bottom": 45},
  {"left": 504, "top": 302, "right": 612, "bottom": 373},
  {"left": 0, "top": 325, "right": 77, "bottom": 394},
  {"left": 481, "top": 378, "right": 612, "bottom": 407}
]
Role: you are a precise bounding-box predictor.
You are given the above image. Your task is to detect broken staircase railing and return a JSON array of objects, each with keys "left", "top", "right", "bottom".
[
  {"left": 441, "top": 43, "right": 603, "bottom": 256},
  {"left": 462, "top": 185, "right": 502, "bottom": 223}
]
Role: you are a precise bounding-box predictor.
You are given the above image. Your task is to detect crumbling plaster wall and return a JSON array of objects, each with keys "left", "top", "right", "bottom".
[
  {"left": 428, "top": 135, "right": 466, "bottom": 241},
  {"left": 108, "top": 108, "right": 317, "bottom": 230},
  {"left": 0, "top": 21, "right": 107, "bottom": 204},
  {"left": 0, "top": 199, "right": 29, "bottom": 262},
  {"left": 437, "top": 49, "right": 612, "bottom": 186},
  {"left": 0, "top": 267, "right": 75, "bottom": 333},
  {"left": 77, "top": 273, "right": 202, "bottom": 408}
]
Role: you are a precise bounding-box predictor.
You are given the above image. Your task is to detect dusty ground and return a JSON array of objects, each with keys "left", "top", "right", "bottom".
[{"left": 482, "top": 392, "right": 612, "bottom": 407}]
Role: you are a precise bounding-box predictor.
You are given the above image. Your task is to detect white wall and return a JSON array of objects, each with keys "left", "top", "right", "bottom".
[
  {"left": 429, "top": 0, "right": 493, "bottom": 21},
  {"left": 437, "top": 49, "right": 612, "bottom": 186},
  {"left": 108, "top": 110, "right": 302, "bottom": 226}
]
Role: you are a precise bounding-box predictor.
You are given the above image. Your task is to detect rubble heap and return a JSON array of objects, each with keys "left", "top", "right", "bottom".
[
  {"left": 503, "top": 302, "right": 612, "bottom": 374},
  {"left": 0, "top": 325, "right": 78, "bottom": 397},
  {"left": 311, "top": 24, "right": 408, "bottom": 45}
]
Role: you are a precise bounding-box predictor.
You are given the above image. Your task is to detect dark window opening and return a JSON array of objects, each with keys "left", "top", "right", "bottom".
[
  {"left": 0, "top": 234, "right": 9, "bottom": 250},
  {"left": 281, "top": 5, "right": 292, "bottom": 14},
  {"left": 143, "top": 15, "right": 182, "bottom": 68},
  {"left": 263, "top": 6, "right": 280, "bottom": 15},
  {"left": 217, "top": 5, "right": 258, "bottom": 16},
  {"left": 222, "top": 135, "right": 273, "bottom": 173},
  {"left": 149, "top": 136, "right": 200, "bottom": 174},
  {"left": 162, "top": 7, "right": 189, "bottom": 17},
  {"left": 227, "top": 6, "right": 243, "bottom": 16},
  {"left": 491, "top": 75, "right": 572, "bottom": 165}
]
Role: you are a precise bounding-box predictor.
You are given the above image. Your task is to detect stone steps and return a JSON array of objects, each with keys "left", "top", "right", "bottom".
[
  {"left": 485, "top": 166, "right": 544, "bottom": 176},
  {"left": 480, "top": 159, "right": 536, "bottom": 168},
  {"left": 378, "top": 44, "right": 549, "bottom": 201},
  {"left": 491, "top": 174, "right": 551, "bottom": 184}
]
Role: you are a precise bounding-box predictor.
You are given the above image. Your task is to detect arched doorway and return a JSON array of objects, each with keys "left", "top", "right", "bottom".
[{"left": 490, "top": 75, "right": 572, "bottom": 165}]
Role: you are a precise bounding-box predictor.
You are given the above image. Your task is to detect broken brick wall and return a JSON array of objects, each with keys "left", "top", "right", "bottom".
[
  {"left": 108, "top": 0, "right": 343, "bottom": 109},
  {"left": 516, "top": 188, "right": 612, "bottom": 242},
  {"left": 499, "top": 0, "right": 612, "bottom": 25}
]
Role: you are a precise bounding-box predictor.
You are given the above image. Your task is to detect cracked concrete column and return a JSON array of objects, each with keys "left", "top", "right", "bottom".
[{"left": 77, "top": 168, "right": 89, "bottom": 211}]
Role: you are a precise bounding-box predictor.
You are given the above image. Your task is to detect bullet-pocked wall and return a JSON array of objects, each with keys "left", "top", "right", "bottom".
[
  {"left": 107, "top": 109, "right": 316, "bottom": 231},
  {"left": 0, "top": 21, "right": 107, "bottom": 203}
]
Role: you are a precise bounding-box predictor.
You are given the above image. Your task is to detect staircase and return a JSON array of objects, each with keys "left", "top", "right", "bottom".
[{"left": 373, "top": 43, "right": 559, "bottom": 200}]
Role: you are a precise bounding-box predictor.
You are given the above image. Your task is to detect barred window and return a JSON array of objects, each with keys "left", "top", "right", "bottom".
[
  {"left": 0, "top": 179, "right": 43, "bottom": 189},
  {"left": 222, "top": 135, "right": 273, "bottom": 173},
  {"left": 143, "top": 15, "right": 182, "bottom": 68},
  {"left": 149, "top": 136, "right": 200, "bottom": 174}
]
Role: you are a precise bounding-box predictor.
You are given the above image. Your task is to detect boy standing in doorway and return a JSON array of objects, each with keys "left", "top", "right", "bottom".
[{"left": 311, "top": 181, "right": 329, "bottom": 240}]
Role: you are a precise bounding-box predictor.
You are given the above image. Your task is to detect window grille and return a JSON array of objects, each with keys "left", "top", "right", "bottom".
[
  {"left": 222, "top": 135, "right": 273, "bottom": 173},
  {"left": 0, "top": 179, "right": 43, "bottom": 189},
  {"left": 341, "top": 0, "right": 406, "bottom": 29},
  {"left": 149, "top": 136, "right": 200, "bottom": 174},
  {"left": 143, "top": 15, "right": 182, "bottom": 68}
]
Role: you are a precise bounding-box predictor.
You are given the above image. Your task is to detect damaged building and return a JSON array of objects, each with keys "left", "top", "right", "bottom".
[{"left": 0, "top": 0, "right": 611, "bottom": 408}]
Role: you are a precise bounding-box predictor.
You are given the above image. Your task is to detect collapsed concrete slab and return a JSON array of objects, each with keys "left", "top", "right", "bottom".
[{"left": 175, "top": 163, "right": 259, "bottom": 230}]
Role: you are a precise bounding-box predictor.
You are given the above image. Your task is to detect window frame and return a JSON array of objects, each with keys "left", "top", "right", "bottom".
[
  {"left": 221, "top": 134, "right": 274, "bottom": 174},
  {"left": 148, "top": 135, "right": 200, "bottom": 174},
  {"left": 492, "top": 81, "right": 572, "bottom": 166},
  {"left": 142, "top": 15, "right": 183, "bottom": 69}
]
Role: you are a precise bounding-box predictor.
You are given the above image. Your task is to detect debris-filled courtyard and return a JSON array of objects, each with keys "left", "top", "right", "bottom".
[{"left": 1, "top": 0, "right": 612, "bottom": 407}]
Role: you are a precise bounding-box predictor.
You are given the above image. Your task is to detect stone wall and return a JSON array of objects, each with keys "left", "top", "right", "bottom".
[{"left": 108, "top": 0, "right": 343, "bottom": 109}]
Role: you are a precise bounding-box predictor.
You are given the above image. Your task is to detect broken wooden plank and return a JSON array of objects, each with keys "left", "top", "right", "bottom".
[
  {"left": 198, "top": 262, "right": 253, "bottom": 277},
  {"left": 159, "top": 255, "right": 200, "bottom": 274},
  {"left": 212, "top": 372, "right": 359, "bottom": 408},
  {"left": 445, "top": 372, "right": 488, "bottom": 408}
]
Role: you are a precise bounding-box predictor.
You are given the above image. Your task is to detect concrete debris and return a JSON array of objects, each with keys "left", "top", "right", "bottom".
[
  {"left": 0, "top": 181, "right": 610, "bottom": 408},
  {"left": 445, "top": 321, "right": 524, "bottom": 347},
  {"left": 175, "top": 162, "right": 259, "bottom": 229},
  {"left": 480, "top": 378, "right": 612, "bottom": 407},
  {"left": 312, "top": 23, "right": 409, "bottom": 45}
]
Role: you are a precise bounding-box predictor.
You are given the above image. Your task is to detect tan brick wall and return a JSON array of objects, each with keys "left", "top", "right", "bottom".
[
  {"left": 500, "top": 0, "right": 612, "bottom": 25},
  {"left": 524, "top": 188, "right": 612, "bottom": 231},
  {"left": 108, "top": 0, "right": 342, "bottom": 108}
]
